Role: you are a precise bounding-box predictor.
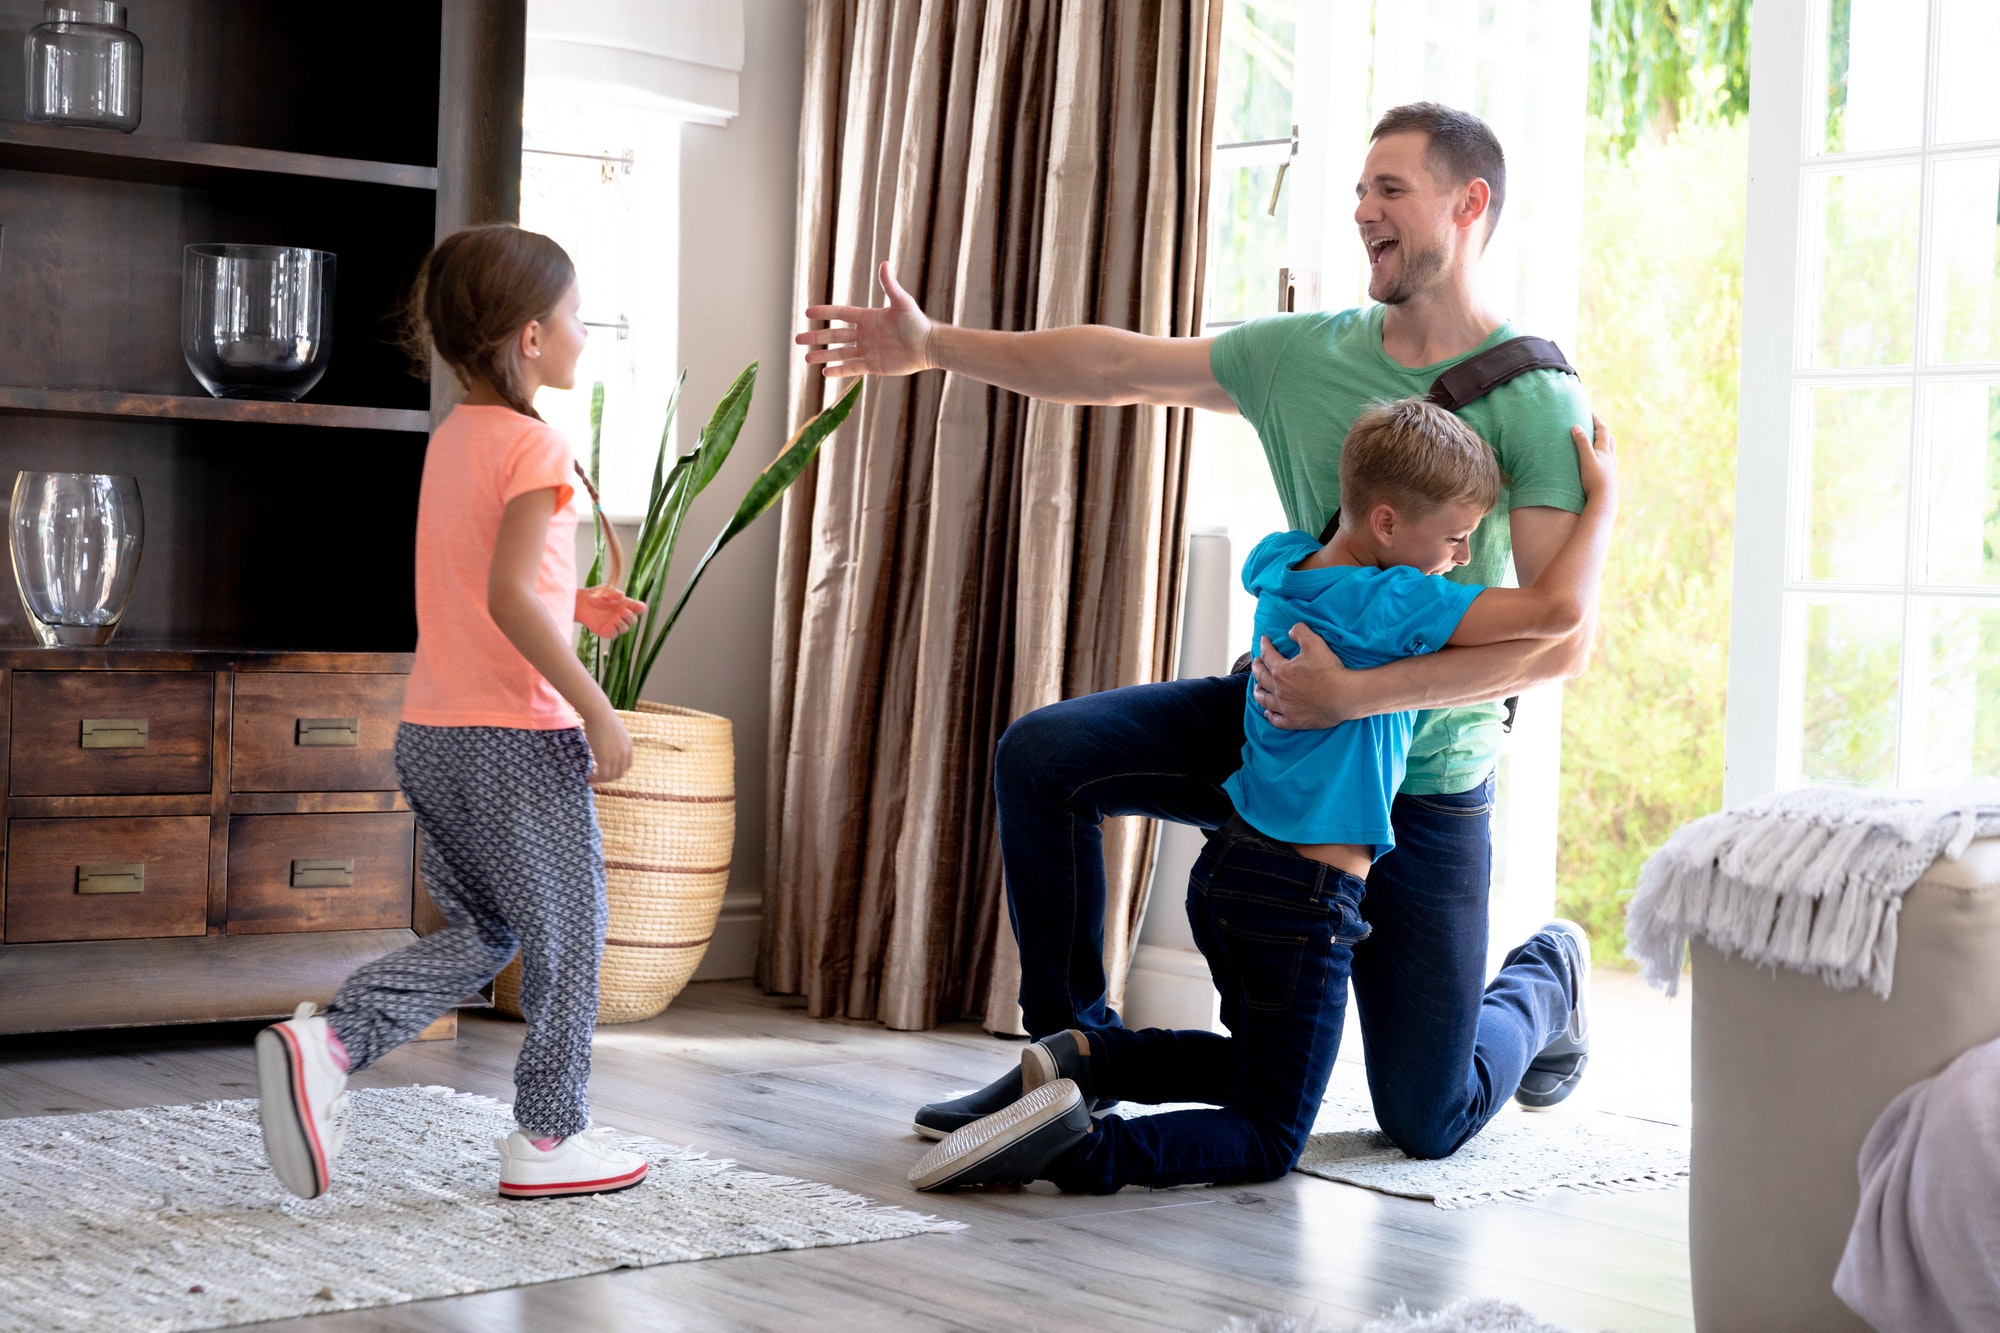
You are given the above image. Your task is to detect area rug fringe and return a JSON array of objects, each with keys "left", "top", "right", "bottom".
[
  {"left": 1425, "top": 1166, "right": 1691, "bottom": 1210},
  {"left": 1625, "top": 782, "right": 2000, "bottom": 998},
  {"left": 1221, "top": 1296, "right": 1577, "bottom": 1332}
]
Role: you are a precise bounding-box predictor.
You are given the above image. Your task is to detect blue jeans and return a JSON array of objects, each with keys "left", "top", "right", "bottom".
[
  {"left": 1046, "top": 817, "right": 1369, "bottom": 1192},
  {"left": 994, "top": 673, "right": 1575, "bottom": 1161}
]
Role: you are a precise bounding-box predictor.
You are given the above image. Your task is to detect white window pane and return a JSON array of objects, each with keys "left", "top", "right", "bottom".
[
  {"left": 1805, "top": 385, "right": 1910, "bottom": 583},
  {"left": 1799, "top": 596, "right": 1902, "bottom": 786},
  {"left": 1206, "top": 163, "right": 1291, "bottom": 323},
  {"left": 1929, "top": 156, "right": 2000, "bottom": 366},
  {"left": 1818, "top": 0, "right": 1926, "bottom": 155},
  {"left": 1937, "top": 0, "right": 2000, "bottom": 146},
  {"left": 1910, "top": 600, "right": 2000, "bottom": 783},
  {"left": 1924, "top": 383, "right": 2000, "bottom": 586},
  {"left": 1216, "top": 1, "right": 1295, "bottom": 144},
  {"left": 1809, "top": 165, "right": 1921, "bottom": 368},
  {"left": 521, "top": 94, "right": 680, "bottom": 521},
  {"left": 1187, "top": 412, "right": 1288, "bottom": 657}
]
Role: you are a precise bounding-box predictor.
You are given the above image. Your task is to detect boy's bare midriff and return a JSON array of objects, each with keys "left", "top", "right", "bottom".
[{"left": 1293, "top": 842, "right": 1372, "bottom": 879}]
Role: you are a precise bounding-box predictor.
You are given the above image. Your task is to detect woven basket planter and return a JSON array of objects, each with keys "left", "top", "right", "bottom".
[{"left": 493, "top": 702, "right": 734, "bottom": 1024}]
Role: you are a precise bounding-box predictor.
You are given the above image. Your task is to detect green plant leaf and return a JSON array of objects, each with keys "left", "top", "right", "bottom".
[
  {"left": 580, "top": 363, "right": 844, "bottom": 711},
  {"left": 603, "top": 366, "right": 758, "bottom": 707},
  {"left": 596, "top": 373, "right": 685, "bottom": 704},
  {"left": 577, "top": 380, "right": 609, "bottom": 672},
  {"left": 628, "top": 379, "right": 862, "bottom": 693}
]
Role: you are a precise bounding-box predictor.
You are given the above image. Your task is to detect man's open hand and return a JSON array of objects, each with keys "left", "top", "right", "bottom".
[
  {"left": 796, "top": 261, "right": 933, "bottom": 379},
  {"left": 1250, "top": 623, "right": 1356, "bottom": 730}
]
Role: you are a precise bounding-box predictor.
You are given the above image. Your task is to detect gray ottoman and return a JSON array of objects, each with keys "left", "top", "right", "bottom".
[{"left": 1691, "top": 837, "right": 2000, "bottom": 1331}]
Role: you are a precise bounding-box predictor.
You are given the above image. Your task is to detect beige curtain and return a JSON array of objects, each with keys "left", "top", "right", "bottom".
[{"left": 762, "top": 0, "right": 1221, "bottom": 1033}]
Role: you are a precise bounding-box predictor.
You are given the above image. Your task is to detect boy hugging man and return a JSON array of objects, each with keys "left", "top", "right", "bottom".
[{"left": 909, "top": 396, "right": 1618, "bottom": 1194}]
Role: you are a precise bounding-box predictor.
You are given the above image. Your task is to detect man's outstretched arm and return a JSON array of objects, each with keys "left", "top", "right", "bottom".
[{"left": 797, "top": 261, "right": 1238, "bottom": 413}]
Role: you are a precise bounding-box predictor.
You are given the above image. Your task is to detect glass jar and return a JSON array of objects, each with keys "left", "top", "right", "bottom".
[
  {"left": 10, "top": 472, "right": 145, "bottom": 647},
  {"left": 24, "top": 2, "right": 143, "bottom": 133}
]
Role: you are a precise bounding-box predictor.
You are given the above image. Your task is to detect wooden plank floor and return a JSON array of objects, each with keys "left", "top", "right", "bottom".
[{"left": 0, "top": 980, "right": 1693, "bottom": 1332}]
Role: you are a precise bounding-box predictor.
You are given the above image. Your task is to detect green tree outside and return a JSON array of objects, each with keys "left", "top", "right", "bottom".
[{"left": 1563, "top": 0, "right": 1751, "bottom": 959}]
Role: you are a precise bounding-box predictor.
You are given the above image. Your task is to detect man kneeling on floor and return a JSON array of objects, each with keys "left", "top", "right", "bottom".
[{"left": 908, "top": 399, "right": 1616, "bottom": 1193}]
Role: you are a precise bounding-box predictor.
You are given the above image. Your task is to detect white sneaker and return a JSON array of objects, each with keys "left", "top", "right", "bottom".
[
  {"left": 495, "top": 1127, "right": 650, "bottom": 1200},
  {"left": 254, "top": 1002, "right": 351, "bottom": 1198}
]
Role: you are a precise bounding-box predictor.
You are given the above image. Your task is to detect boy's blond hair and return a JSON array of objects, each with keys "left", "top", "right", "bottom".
[{"left": 1338, "top": 397, "right": 1502, "bottom": 523}]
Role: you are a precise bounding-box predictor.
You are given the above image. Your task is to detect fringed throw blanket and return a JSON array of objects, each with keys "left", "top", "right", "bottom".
[{"left": 1626, "top": 784, "right": 2000, "bottom": 998}]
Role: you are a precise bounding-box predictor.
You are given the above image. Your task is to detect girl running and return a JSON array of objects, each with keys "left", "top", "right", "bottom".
[{"left": 254, "top": 224, "right": 652, "bottom": 1201}]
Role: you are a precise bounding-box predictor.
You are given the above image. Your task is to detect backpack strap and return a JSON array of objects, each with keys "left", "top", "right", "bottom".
[
  {"left": 1310, "top": 336, "right": 1578, "bottom": 546},
  {"left": 1425, "top": 335, "right": 1576, "bottom": 412}
]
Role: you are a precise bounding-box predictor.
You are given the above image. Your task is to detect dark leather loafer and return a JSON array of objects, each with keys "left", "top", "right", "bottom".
[
  {"left": 913, "top": 1065, "right": 1025, "bottom": 1140},
  {"left": 908, "top": 1079, "right": 1092, "bottom": 1191}
]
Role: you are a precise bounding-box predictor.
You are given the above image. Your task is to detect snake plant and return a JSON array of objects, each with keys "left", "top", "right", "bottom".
[{"left": 577, "top": 365, "right": 862, "bottom": 712}]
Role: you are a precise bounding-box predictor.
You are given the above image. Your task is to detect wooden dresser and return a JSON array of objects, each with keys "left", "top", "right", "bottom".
[
  {"left": 0, "top": 1, "right": 528, "bottom": 1033},
  {"left": 0, "top": 648, "right": 442, "bottom": 1034}
]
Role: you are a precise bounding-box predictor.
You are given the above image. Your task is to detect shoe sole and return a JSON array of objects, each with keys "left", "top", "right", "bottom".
[
  {"left": 498, "top": 1163, "right": 649, "bottom": 1200},
  {"left": 254, "top": 1025, "right": 329, "bottom": 1199},
  {"left": 908, "top": 1080, "right": 1080, "bottom": 1191},
  {"left": 912, "top": 1120, "right": 948, "bottom": 1141}
]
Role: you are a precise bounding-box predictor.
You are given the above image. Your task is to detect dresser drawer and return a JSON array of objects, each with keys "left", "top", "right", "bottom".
[
  {"left": 225, "top": 812, "right": 414, "bottom": 934},
  {"left": 3, "top": 816, "right": 210, "bottom": 943},
  {"left": 10, "top": 673, "right": 214, "bottom": 796},
  {"left": 231, "top": 674, "right": 405, "bottom": 792}
]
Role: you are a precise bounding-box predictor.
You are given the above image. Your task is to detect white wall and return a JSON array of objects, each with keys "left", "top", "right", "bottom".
[{"left": 630, "top": 0, "right": 804, "bottom": 980}]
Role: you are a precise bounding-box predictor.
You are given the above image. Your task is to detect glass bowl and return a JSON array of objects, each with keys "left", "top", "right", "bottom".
[{"left": 181, "top": 244, "right": 336, "bottom": 401}]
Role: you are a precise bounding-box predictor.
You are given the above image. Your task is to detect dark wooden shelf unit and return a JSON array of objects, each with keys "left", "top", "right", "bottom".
[
  {"left": 0, "top": 121, "right": 440, "bottom": 191},
  {"left": 0, "top": 1, "right": 528, "bottom": 1034},
  {"left": 0, "top": 386, "right": 432, "bottom": 433}
]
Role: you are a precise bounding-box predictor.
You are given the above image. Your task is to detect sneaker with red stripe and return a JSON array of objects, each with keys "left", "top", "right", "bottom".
[
  {"left": 254, "top": 1002, "right": 351, "bottom": 1199},
  {"left": 495, "top": 1127, "right": 649, "bottom": 1200}
]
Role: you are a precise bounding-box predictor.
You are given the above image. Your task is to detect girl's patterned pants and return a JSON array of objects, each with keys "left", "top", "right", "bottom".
[{"left": 327, "top": 723, "right": 606, "bottom": 1137}]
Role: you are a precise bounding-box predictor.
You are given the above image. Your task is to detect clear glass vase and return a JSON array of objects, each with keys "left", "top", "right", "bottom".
[
  {"left": 24, "top": 2, "right": 143, "bottom": 133},
  {"left": 182, "top": 244, "right": 337, "bottom": 401},
  {"left": 10, "top": 471, "right": 145, "bottom": 646}
]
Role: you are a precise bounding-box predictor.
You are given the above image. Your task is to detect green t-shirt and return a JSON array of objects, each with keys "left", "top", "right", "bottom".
[{"left": 1210, "top": 304, "right": 1591, "bottom": 795}]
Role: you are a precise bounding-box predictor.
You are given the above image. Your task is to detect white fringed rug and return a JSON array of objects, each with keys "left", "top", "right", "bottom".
[
  {"left": 0, "top": 1086, "right": 961, "bottom": 1333},
  {"left": 1292, "top": 1065, "right": 1689, "bottom": 1209},
  {"left": 1223, "top": 1296, "right": 1580, "bottom": 1332}
]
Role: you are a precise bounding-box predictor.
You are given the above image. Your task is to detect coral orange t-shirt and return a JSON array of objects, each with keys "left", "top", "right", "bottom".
[{"left": 402, "top": 404, "right": 583, "bottom": 729}]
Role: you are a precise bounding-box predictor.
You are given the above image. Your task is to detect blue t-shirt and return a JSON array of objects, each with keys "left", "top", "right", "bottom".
[{"left": 1221, "top": 531, "right": 1482, "bottom": 857}]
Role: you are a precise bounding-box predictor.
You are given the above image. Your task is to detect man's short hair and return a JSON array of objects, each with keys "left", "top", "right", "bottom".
[
  {"left": 1340, "top": 398, "right": 1502, "bottom": 522},
  {"left": 1371, "top": 102, "right": 1507, "bottom": 237}
]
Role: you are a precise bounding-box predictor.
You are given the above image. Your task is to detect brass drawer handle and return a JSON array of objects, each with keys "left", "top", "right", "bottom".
[
  {"left": 81, "top": 718, "right": 149, "bottom": 749},
  {"left": 77, "top": 863, "right": 145, "bottom": 894},
  {"left": 291, "top": 858, "right": 356, "bottom": 889},
  {"left": 296, "top": 717, "right": 360, "bottom": 747}
]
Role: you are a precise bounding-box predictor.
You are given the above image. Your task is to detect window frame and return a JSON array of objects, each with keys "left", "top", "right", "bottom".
[{"left": 1726, "top": 0, "right": 2000, "bottom": 802}]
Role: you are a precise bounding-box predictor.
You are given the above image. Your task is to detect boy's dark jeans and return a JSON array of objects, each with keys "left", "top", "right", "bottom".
[
  {"left": 995, "top": 673, "right": 1574, "bottom": 1164},
  {"left": 1045, "top": 817, "right": 1368, "bottom": 1192}
]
